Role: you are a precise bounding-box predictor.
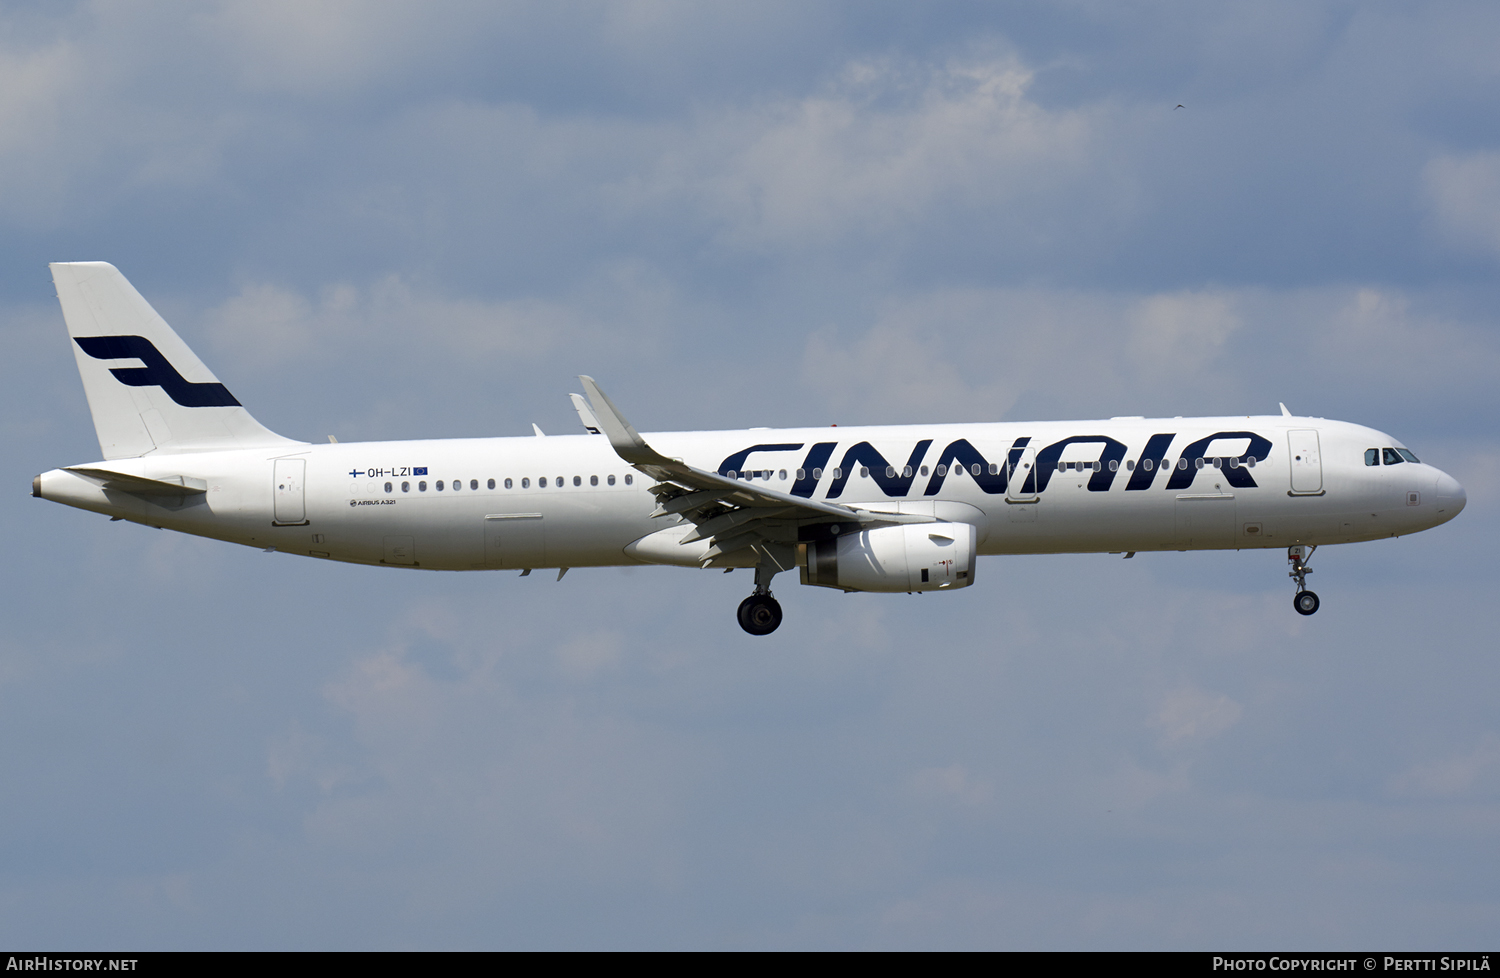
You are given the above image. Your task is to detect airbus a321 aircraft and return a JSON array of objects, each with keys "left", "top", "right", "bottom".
[{"left": 34, "top": 263, "right": 1467, "bottom": 634}]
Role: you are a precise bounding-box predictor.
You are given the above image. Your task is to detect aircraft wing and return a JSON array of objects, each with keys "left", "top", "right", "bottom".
[{"left": 579, "top": 376, "right": 925, "bottom": 564}]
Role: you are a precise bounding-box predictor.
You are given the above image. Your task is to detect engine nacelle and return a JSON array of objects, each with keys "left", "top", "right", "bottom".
[{"left": 799, "top": 522, "right": 977, "bottom": 593}]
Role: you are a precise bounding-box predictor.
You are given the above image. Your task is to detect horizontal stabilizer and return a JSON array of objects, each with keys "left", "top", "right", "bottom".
[{"left": 65, "top": 466, "right": 208, "bottom": 497}]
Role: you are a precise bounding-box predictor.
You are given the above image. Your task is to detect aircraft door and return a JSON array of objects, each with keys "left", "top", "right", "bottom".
[
  {"left": 484, "top": 513, "right": 545, "bottom": 569},
  {"left": 273, "top": 458, "right": 307, "bottom": 525},
  {"left": 1006, "top": 447, "right": 1038, "bottom": 502},
  {"left": 1288, "top": 429, "right": 1323, "bottom": 494}
]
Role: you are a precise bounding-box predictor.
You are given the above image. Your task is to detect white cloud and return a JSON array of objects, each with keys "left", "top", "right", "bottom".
[
  {"left": 201, "top": 1, "right": 439, "bottom": 96},
  {"left": 1423, "top": 152, "right": 1500, "bottom": 261},
  {"left": 1389, "top": 733, "right": 1500, "bottom": 799},
  {"left": 910, "top": 763, "right": 993, "bottom": 807},
  {"left": 796, "top": 285, "right": 1247, "bottom": 424},
  {"left": 304, "top": 636, "right": 694, "bottom": 891},
  {"left": 802, "top": 320, "right": 1003, "bottom": 424},
  {"left": 642, "top": 53, "right": 1101, "bottom": 248},
  {"left": 0, "top": 38, "right": 83, "bottom": 218},
  {"left": 1149, "top": 687, "right": 1244, "bottom": 746},
  {"left": 1098, "top": 758, "right": 1193, "bottom": 810},
  {"left": 203, "top": 274, "right": 619, "bottom": 370},
  {"left": 1128, "top": 291, "right": 1242, "bottom": 378},
  {"left": 554, "top": 629, "right": 624, "bottom": 681}
]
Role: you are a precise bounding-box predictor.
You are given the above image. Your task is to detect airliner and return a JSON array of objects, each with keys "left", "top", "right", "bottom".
[{"left": 33, "top": 263, "right": 1467, "bottom": 634}]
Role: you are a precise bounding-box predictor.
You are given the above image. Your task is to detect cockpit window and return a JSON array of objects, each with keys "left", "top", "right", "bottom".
[
  {"left": 1383, "top": 448, "right": 1404, "bottom": 465},
  {"left": 1365, "top": 449, "right": 1379, "bottom": 466},
  {"left": 1396, "top": 448, "right": 1420, "bottom": 463}
]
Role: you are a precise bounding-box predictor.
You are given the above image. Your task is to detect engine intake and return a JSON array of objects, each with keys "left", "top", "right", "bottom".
[{"left": 800, "top": 522, "right": 976, "bottom": 593}]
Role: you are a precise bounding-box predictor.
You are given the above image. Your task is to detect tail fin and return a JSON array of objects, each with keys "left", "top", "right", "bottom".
[{"left": 50, "top": 262, "right": 301, "bottom": 459}]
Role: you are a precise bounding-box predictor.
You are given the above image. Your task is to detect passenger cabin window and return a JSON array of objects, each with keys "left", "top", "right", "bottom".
[
  {"left": 607, "top": 474, "right": 616, "bottom": 486},
  {"left": 624, "top": 474, "right": 633, "bottom": 485},
  {"left": 504, "top": 478, "right": 512, "bottom": 489},
  {"left": 436, "top": 480, "right": 444, "bottom": 491},
  {"left": 573, "top": 476, "right": 582, "bottom": 487},
  {"left": 1365, "top": 449, "right": 1379, "bottom": 466},
  {"left": 590, "top": 475, "right": 598, "bottom": 486},
  {"left": 1383, "top": 448, "right": 1404, "bottom": 465},
  {"left": 487, "top": 479, "right": 495, "bottom": 489},
  {"left": 474, "top": 480, "right": 482, "bottom": 490}
]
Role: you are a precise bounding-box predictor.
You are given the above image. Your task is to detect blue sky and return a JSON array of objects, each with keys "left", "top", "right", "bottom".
[{"left": 3, "top": 1, "right": 1498, "bottom": 949}]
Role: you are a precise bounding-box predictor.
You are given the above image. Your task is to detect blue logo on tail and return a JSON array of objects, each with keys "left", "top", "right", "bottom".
[{"left": 74, "top": 335, "right": 240, "bottom": 408}]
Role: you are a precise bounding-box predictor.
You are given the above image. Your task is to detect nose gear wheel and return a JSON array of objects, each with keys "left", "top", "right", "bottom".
[{"left": 1288, "top": 545, "right": 1320, "bottom": 616}]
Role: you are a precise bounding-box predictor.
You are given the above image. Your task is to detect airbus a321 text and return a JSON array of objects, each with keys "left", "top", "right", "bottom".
[{"left": 34, "top": 263, "right": 1467, "bottom": 634}]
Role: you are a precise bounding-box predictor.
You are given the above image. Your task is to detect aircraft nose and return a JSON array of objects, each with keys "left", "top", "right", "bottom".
[{"left": 1435, "top": 469, "right": 1466, "bottom": 520}]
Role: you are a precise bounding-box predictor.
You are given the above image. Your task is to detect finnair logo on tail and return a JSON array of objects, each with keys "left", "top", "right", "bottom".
[{"left": 74, "top": 335, "right": 240, "bottom": 408}]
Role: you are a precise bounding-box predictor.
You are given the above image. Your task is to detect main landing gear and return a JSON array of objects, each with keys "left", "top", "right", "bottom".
[
  {"left": 737, "top": 561, "right": 784, "bottom": 635},
  {"left": 738, "top": 593, "right": 783, "bottom": 635},
  {"left": 1288, "top": 545, "right": 1319, "bottom": 616}
]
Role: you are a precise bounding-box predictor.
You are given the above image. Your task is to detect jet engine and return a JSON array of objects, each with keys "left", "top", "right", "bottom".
[{"left": 799, "top": 522, "right": 976, "bottom": 593}]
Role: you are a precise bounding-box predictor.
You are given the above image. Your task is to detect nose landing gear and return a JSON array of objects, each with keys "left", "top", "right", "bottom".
[{"left": 1289, "top": 545, "right": 1319, "bottom": 616}]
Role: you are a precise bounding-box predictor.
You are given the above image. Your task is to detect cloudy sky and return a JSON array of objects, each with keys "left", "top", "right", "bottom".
[{"left": 4, "top": 1, "right": 1499, "bottom": 949}]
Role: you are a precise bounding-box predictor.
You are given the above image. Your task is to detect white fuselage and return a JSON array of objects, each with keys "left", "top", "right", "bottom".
[{"left": 35, "top": 416, "right": 1466, "bottom": 572}]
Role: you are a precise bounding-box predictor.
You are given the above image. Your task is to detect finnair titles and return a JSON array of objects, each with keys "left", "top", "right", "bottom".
[{"left": 35, "top": 263, "right": 1467, "bottom": 634}]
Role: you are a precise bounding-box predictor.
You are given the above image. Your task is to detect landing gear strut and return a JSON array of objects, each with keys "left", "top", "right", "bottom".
[
  {"left": 737, "top": 559, "right": 785, "bottom": 635},
  {"left": 1288, "top": 545, "right": 1319, "bottom": 616}
]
